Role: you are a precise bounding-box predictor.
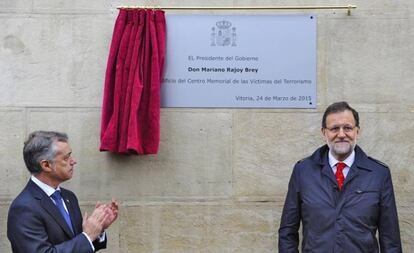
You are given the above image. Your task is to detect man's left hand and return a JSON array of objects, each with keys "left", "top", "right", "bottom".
[{"left": 95, "top": 198, "right": 119, "bottom": 231}]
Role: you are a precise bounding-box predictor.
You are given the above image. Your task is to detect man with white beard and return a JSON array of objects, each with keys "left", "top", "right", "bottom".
[{"left": 278, "top": 101, "right": 402, "bottom": 253}]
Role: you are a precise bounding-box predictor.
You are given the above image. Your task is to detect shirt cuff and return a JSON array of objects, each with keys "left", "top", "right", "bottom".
[
  {"left": 98, "top": 231, "right": 106, "bottom": 242},
  {"left": 82, "top": 232, "right": 95, "bottom": 251}
]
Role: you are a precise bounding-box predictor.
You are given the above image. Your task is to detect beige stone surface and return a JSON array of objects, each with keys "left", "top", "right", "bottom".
[
  {"left": 120, "top": 202, "right": 279, "bottom": 253},
  {"left": 32, "top": 0, "right": 113, "bottom": 13},
  {"left": 0, "top": 109, "right": 27, "bottom": 199},
  {"left": 0, "top": 203, "right": 11, "bottom": 253},
  {"left": 0, "top": 0, "right": 31, "bottom": 13},
  {"left": 325, "top": 17, "right": 413, "bottom": 106},
  {"left": 398, "top": 205, "right": 414, "bottom": 251},
  {"left": 27, "top": 108, "right": 232, "bottom": 200},
  {"left": 358, "top": 112, "right": 414, "bottom": 205},
  {"left": 0, "top": 14, "right": 113, "bottom": 107},
  {"left": 233, "top": 112, "right": 323, "bottom": 202}
]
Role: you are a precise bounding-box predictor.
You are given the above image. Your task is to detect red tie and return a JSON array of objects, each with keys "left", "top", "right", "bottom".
[{"left": 336, "top": 162, "right": 346, "bottom": 191}]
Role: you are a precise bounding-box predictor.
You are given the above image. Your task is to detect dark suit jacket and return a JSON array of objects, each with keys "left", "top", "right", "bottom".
[
  {"left": 7, "top": 180, "right": 107, "bottom": 253},
  {"left": 279, "top": 145, "right": 402, "bottom": 253}
]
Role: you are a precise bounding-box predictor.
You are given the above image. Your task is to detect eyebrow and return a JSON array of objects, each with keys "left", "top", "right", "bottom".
[
  {"left": 328, "top": 124, "right": 354, "bottom": 127},
  {"left": 63, "top": 151, "right": 72, "bottom": 157}
]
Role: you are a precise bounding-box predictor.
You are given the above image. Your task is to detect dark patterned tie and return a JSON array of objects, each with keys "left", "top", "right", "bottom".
[
  {"left": 51, "top": 190, "right": 74, "bottom": 233},
  {"left": 336, "top": 162, "right": 346, "bottom": 191}
]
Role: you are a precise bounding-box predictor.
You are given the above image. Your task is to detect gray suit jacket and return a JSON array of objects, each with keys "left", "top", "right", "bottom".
[{"left": 7, "top": 180, "right": 106, "bottom": 253}]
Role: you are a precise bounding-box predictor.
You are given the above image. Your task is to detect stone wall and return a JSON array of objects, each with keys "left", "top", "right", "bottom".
[{"left": 1, "top": 0, "right": 413, "bottom": 252}]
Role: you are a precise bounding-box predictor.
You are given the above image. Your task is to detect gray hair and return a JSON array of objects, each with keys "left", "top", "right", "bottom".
[{"left": 23, "top": 131, "right": 68, "bottom": 173}]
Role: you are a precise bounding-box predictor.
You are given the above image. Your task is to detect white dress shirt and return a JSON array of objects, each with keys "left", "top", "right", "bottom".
[{"left": 328, "top": 149, "right": 355, "bottom": 178}]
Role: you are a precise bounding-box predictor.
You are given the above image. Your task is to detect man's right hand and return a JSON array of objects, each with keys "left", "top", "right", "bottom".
[{"left": 82, "top": 205, "right": 108, "bottom": 241}]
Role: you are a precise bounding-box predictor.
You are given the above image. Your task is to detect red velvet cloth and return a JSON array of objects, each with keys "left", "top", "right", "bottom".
[{"left": 100, "top": 9, "right": 166, "bottom": 154}]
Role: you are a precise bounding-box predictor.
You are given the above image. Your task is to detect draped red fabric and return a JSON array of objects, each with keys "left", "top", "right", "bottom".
[{"left": 100, "top": 9, "right": 166, "bottom": 155}]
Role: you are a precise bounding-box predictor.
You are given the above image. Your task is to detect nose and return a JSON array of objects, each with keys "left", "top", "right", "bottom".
[
  {"left": 71, "top": 157, "right": 77, "bottom": 165},
  {"left": 337, "top": 128, "right": 347, "bottom": 137}
]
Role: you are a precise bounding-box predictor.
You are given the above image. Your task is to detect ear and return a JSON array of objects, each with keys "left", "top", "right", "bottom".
[
  {"left": 321, "top": 127, "right": 327, "bottom": 141},
  {"left": 355, "top": 127, "right": 361, "bottom": 139},
  {"left": 40, "top": 160, "right": 53, "bottom": 172}
]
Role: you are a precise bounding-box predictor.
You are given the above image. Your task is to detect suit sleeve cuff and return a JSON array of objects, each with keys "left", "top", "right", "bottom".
[{"left": 82, "top": 232, "right": 95, "bottom": 251}]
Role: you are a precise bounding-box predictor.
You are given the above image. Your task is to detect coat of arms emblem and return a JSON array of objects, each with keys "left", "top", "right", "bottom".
[{"left": 211, "top": 20, "right": 237, "bottom": 47}]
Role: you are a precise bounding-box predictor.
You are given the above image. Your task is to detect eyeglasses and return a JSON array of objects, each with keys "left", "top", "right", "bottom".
[{"left": 325, "top": 125, "right": 357, "bottom": 133}]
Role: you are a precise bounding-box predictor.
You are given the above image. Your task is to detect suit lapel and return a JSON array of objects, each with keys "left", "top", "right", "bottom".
[
  {"left": 314, "top": 145, "right": 338, "bottom": 188},
  {"left": 337, "top": 146, "right": 372, "bottom": 212},
  {"left": 342, "top": 146, "right": 372, "bottom": 190},
  {"left": 29, "top": 181, "right": 75, "bottom": 237},
  {"left": 343, "top": 164, "right": 360, "bottom": 188},
  {"left": 321, "top": 163, "right": 338, "bottom": 186}
]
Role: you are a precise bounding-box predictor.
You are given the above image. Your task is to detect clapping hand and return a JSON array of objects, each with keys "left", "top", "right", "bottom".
[{"left": 96, "top": 198, "right": 119, "bottom": 231}]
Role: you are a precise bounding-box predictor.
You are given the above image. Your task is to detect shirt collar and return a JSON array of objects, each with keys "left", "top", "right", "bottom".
[
  {"left": 31, "top": 175, "right": 61, "bottom": 197},
  {"left": 328, "top": 149, "right": 355, "bottom": 168}
]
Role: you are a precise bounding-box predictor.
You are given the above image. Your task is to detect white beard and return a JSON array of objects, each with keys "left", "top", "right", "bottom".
[{"left": 328, "top": 141, "right": 356, "bottom": 158}]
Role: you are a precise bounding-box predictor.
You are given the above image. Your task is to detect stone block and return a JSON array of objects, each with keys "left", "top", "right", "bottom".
[
  {"left": 358, "top": 112, "right": 414, "bottom": 205},
  {"left": 398, "top": 205, "right": 414, "bottom": 252},
  {"left": 0, "top": 0, "right": 32, "bottom": 13},
  {"left": 27, "top": 108, "right": 232, "bottom": 200},
  {"left": 0, "top": 203, "right": 12, "bottom": 253},
  {"left": 233, "top": 112, "right": 323, "bottom": 202},
  {"left": 152, "top": 0, "right": 235, "bottom": 8},
  {"left": 0, "top": 109, "right": 27, "bottom": 199},
  {"left": 0, "top": 14, "right": 114, "bottom": 107},
  {"left": 120, "top": 202, "right": 279, "bottom": 253},
  {"left": 325, "top": 17, "right": 414, "bottom": 106},
  {"left": 232, "top": 0, "right": 412, "bottom": 16},
  {"left": 32, "top": 0, "right": 113, "bottom": 14}
]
